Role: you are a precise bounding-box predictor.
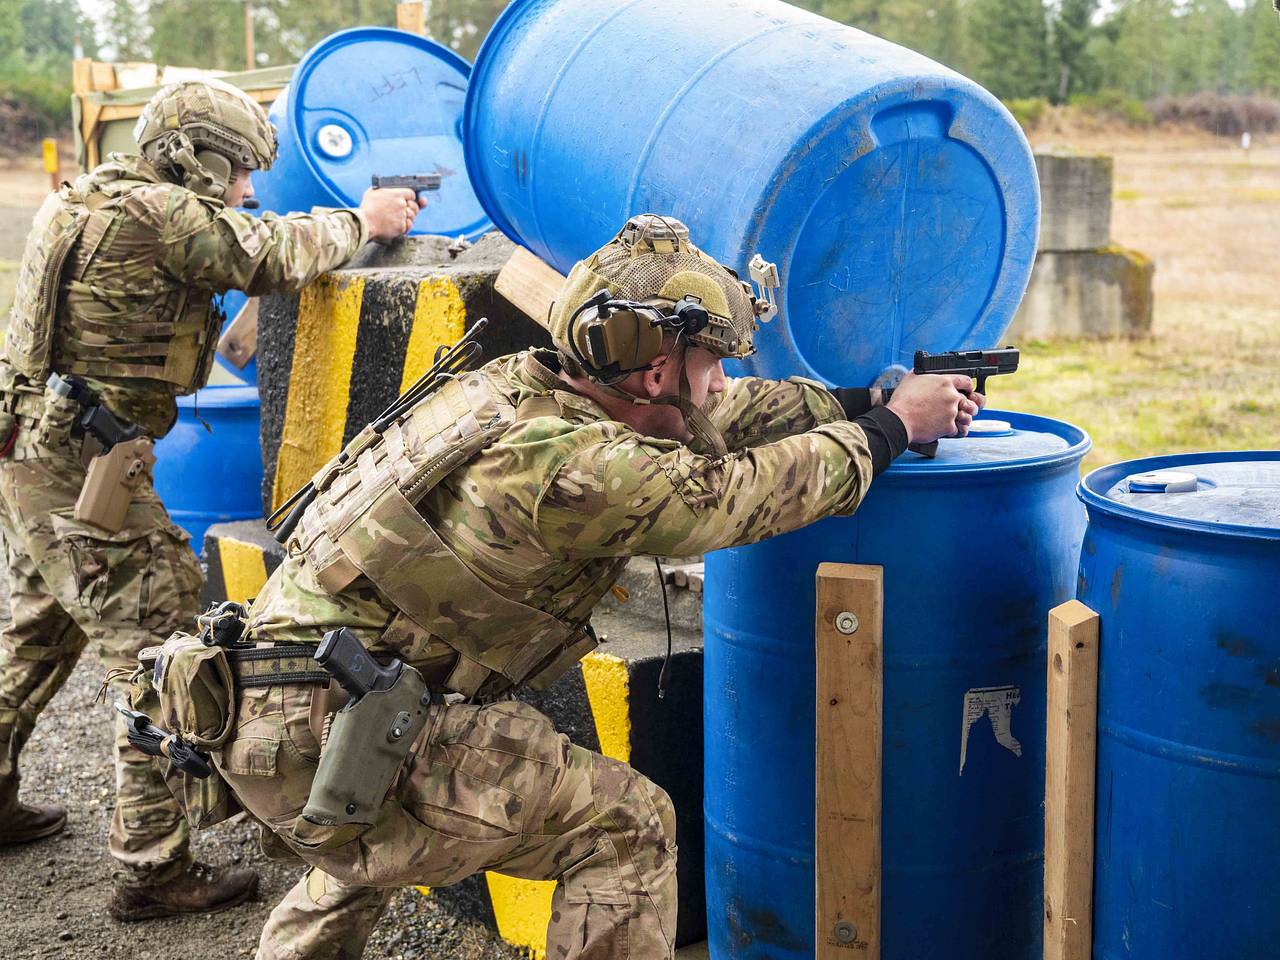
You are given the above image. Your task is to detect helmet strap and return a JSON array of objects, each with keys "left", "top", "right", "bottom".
[{"left": 159, "top": 132, "right": 229, "bottom": 200}]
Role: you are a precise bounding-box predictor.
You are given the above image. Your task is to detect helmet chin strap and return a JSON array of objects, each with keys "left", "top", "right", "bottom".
[
  {"left": 156, "top": 132, "right": 228, "bottom": 200},
  {"left": 588, "top": 346, "right": 729, "bottom": 459}
]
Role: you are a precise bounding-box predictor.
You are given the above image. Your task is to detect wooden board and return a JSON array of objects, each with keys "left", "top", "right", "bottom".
[
  {"left": 494, "top": 246, "right": 565, "bottom": 329},
  {"left": 815, "top": 562, "right": 883, "bottom": 959},
  {"left": 217, "top": 297, "right": 259, "bottom": 369},
  {"left": 397, "top": 1, "right": 427, "bottom": 35},
  {"left": 1044, "top": 599, "right": 1100, "bottom": 960}
]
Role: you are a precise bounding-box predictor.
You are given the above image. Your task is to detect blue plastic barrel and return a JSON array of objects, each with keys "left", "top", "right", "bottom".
[
  {"left": 464, "top": 0, "right": 1039, "bottom": 387},
  {"left": 153, "top": 385, "right": 265, "bottom": 550},
  {"left": 254, "top": 27, "right": 492, "bottom": 241},
  {"left": 1077, "top": 453, "right": 1280, "bottom": 960},
  {"left": 704, "top": 412, "right": 1090, "bottom": 959}
]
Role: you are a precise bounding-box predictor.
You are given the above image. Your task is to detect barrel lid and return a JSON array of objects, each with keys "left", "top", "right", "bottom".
[
  {"left": 1081, "top": 452, "right": 1280, "bottom": 538},
  {"left": 279, "top": 27, "right": 491, "bottom": 240},
  {"left": 885, "top": 410, "right": 1089, "bottom": 479}
]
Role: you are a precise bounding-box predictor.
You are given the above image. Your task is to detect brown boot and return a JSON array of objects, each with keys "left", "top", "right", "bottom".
[
  {"left": 0, "top": 778, "right": 67, "bottom": 845},
  {"left": 108, "top": 860, "right": 260, "bottom": 922}
]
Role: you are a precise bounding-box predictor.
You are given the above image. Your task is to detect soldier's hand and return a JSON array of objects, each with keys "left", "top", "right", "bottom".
[
  {"left": 360, "top": 187, "right": 424, "bottom": 242},
  {"left": 885, "top": 373, "right": 986, "bottom": 444}
]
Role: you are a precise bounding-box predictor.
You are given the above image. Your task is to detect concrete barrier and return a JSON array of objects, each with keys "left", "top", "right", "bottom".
[
  {"left": 256, "top": 233, "right": 551, "bottom": 515},
  {"left": 1036, "top": 150, "right": 1113, "bottom": 252},
  {"left": 203, "top": 521, "right": 709, "bottom": 954},
  {"left": 1009, "top": 246, "right": 1154, "bottom": 340}
]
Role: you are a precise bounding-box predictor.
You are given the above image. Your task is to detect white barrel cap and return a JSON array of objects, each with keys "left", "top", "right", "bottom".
[
  {"left": 1126, "top": 469, "right": 1199, "bottom": 494},
  {"left": 966, "top": 419, "right": 1013, "bottom": 436}
]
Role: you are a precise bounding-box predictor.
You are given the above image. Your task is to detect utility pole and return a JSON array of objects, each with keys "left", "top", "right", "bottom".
[{"left": 244, "top": 4, "right": 256, "bottom": 71}]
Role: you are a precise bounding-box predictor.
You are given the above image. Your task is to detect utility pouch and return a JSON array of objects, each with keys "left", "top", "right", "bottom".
[
  {"left": 75, "top": 435, "right": 155, "bottom": 533},
  {"left": 33, "top": 384, "right": 80, "bottom": 450},
  {"left": 301, "top": 663, "right": 433, "bottom": 828},
  {"left": 152, "top": 631, "right": 237, "bottom": 751},
  {"left": 129, "top": 645, "right": 240, "bottom": 829}
]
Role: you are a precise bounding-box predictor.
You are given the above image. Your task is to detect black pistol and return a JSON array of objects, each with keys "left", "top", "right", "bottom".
[
  {"left": 371, "top": 173, "right": 442, "bottom": 200},
  {"left": 892, "top": 347, "right": 1020, "bottom": 458},
  {"left": 314, "top": 627, "right": 403, "bottom": 705}
]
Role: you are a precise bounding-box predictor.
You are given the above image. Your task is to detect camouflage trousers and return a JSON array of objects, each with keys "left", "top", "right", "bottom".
[
  {"left": 0, "top": 449, "right": 202, "bottom": 882},
  {"left": 221, "top": 682, "right": 678, "bottom": 960}
]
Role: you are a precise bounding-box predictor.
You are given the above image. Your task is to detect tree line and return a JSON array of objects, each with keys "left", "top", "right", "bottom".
[{"left": 2, "top": 0, "right": 1278, "bottom": 110}]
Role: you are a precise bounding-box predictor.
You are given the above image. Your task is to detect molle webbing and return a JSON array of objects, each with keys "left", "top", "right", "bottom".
[{"left": 293, "top": 372, "right": 597, "bottom": 697}]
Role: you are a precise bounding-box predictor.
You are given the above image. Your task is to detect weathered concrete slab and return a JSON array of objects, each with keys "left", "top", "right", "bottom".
[
  {"left": 257, "top": 231, "right": 552, "bottom": 516},
  {"left": 203, "top": 520, "right": 710, "bottom": 951},
  {"left": 1036, "top": 150, "right": 1113, "bottom": 252},
  {"left": 1009, "top": 247, "right": 1154, "bottom": 340}
]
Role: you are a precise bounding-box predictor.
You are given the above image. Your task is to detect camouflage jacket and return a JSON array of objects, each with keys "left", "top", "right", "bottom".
[
  {"left": 249, "top": 350, "right": 878, "bottom": 686},
  {"left": 1, "top": 153, "right": 367, "bottom": 438}
]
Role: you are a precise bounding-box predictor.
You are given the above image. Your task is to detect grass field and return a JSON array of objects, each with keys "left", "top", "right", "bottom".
[{"left": 1001, "top": 129, "right": 1279, "bottom": 471}]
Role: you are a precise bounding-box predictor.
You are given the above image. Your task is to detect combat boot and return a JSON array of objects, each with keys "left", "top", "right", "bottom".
[
  {"left": 0, "top": 777, "right": 67, "bottom": 845},
  {"left": 108, "top": 860, "right": 259, "bottom": 921}
]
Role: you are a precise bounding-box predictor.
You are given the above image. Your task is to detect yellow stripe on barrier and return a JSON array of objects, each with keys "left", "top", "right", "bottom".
[
  {"left": 271, "top": 274, "right": 365, "bottom": 512},
  {"left": 218, "top": 538, "right": 270, "bottom": 605},
  {"left": 486, "top": 873, "right": 556, "bottom": 960},
  {"left": 582, "top": 651, "right": 632, "bottom": 763},
  {"left": 400, "top": 276, "right": 468, "bottom": 393}
]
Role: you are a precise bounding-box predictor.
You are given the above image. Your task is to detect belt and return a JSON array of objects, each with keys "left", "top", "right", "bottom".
[{"left": 227, "top": 644, "right": 331, "bottom": 688}]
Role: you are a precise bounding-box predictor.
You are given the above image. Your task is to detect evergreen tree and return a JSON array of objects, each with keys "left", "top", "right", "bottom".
[
  {"left": 103, "top": 0, "right": 150, "bottom": 62},
  {"left": 1246, "top": 0, "right": 1280, "bottom": 93},
  {"left": 1050, "top": 0, "right": 1096, "bottom": 102},
  {"left": 1092, "top": 0, "right": 1178, "bottom": 99},
  {"left": 968, "top": 0, "right": 1052, "bottom": 99}
]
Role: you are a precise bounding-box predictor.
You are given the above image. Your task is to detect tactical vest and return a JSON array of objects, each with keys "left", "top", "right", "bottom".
[
  {"left": 290, "top": 369, "right": 600, "bottom": 698},
  {"left": 5, "top": 176, "right": 221, "bottom": 393}
]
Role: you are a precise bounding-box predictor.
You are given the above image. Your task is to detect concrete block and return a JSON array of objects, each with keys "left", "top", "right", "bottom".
[
  {"left": 257, "top": 232, "right": 553, "bottom": 516},
  {"left": 1008, "top": 247, "right": 1154, "bottom": 341},
  {"left": 202, "top": 521, "right": 709, "bottom": 952},
  {"left": 1035, "top": 151, "right": 1113, "bottom": 252}
]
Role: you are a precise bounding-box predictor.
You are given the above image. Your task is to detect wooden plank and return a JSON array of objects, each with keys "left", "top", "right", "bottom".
[
  {"left": 397, "top": 1, "right": 427, "bottom": 35},
  {"left": 91, "top": 61, "right": 118, "bottom": 92},
  {"left": 72, "top": 58, "right": 94, "bottom": 95},
  {"left": 217, "top": 297, "right": 259, "bottom": 369},
  {"left": 815, "top": 562, "right": 883, "bottom": 959},
  {"left": 1044, "top": 599, "right": 1100, "bottom": 960},
  {"left": 494, "top": 246, "right": 565, "bottom": 329}
]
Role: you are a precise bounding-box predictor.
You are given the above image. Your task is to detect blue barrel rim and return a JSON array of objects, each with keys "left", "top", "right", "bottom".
[
  {"left": 292, "top": 26, "right": 474, "bottom": 211},
  {"left": 881, "top": 409, "right": 1090, "bottom": 482},
  {"left": 1079, "top": 450, "right": 1280, "bottom": 543},
  {"left": 463, "top": 0, "right": 538, "bottom": 246},
  {"left": 175, "top": 385, "right": 261, "bottom": 408}
]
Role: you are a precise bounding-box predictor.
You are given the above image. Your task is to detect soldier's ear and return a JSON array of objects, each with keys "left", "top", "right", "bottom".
[{"left": 641, "top": 354, "right": 672, "bottom": 399}]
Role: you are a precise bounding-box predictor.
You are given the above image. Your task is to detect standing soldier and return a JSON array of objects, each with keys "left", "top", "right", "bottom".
[
  {"left": 190, "top": 214, "right": 983, "bottom": 959},
  {"left": 0, "top": 78, "right": 419, "bottom": 920}
]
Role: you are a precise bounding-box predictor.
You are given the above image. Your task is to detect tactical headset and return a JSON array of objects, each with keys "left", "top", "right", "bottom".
[{"left": 564, "top": 290, "right": 720, "bottom": 383}]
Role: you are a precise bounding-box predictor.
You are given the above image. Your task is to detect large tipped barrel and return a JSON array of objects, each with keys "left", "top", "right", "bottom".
[
  {"left": 464, "top": 0, "right": 1039, "bottom": 387},
  {"left": 254, "top": 27, "right": 493, "bottom": 242},
  {"left": 1077, "top": 453, "right": 1280, "bottom": 960}
]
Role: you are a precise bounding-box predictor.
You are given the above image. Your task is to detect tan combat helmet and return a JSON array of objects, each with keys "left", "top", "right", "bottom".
[
  {"left": 548, "top": 213, "right": 779, "bottom": 456},
  {"left": 133, "top": 78, "right": 277, "bottom": 201}
]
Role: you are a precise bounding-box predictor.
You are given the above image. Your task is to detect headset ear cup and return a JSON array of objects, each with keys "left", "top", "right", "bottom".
[{"left": 194, "top": 149, "right": 232, "bottom": 199}]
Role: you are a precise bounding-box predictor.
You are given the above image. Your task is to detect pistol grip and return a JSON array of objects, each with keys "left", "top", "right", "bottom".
[{"left": 909, "top": 440, "right": 939, "bottom": 458}]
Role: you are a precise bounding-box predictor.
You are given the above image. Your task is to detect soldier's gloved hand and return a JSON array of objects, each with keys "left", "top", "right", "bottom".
[
  {"left": 885, "top": 373, "right": 985, "bottom": 444},
  {"left": 360, "top": 187, "right": 424, "bottom": 243}
]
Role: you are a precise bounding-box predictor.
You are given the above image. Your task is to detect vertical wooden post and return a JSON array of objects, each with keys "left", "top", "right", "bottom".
[
  {"left": 1045, "top": 600, "right": 1100, "bottom": 960},
  {"left": 815, "top": 562, "right": 882, "bottom": 959},
  {"left": 397, "top": 1, "right": 427, "bottom": 35},
  {"left": 244, "top": 4, "right": 256, "bottom": 71}
]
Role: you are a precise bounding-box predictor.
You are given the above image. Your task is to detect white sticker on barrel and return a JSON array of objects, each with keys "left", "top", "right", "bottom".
[{"left": 959, "top": 685, "right": 1022, "bottom": 775}]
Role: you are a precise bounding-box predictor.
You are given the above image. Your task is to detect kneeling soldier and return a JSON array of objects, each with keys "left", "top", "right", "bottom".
[
  {"left": 0, "top": 78, "right": 419, "bottom": 918},
  {"left": 198, "top": 214, "right": 982, "bottom": 958}
]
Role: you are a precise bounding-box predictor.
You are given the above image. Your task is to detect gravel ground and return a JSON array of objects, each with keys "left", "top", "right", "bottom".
[{"left": 0, "top": 563, "right": 525, "bottom": 960}]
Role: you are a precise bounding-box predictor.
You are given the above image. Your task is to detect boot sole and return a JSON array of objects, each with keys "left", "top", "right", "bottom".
[
  {"left": 0, "top": 813, "right": 68, "bottom": 846},
  {"left": 109, "top": 876, "right": 260, "bottom": 923}
]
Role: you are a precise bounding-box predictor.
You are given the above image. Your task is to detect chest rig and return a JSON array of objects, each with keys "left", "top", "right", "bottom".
[
  {"left": 5, "top": 169, "right": 221, "bottom": 394},
  {"left": 289, "top": 368, "right": 599, "bottom": 698}
]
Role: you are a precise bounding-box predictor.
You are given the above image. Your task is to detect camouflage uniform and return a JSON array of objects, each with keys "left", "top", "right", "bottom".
[
  {"left": 227, "top": 349, "right": 885, "bottom": 959},
  {"left": 0, "top": 151, "right": 368, "bottom": 882}
]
